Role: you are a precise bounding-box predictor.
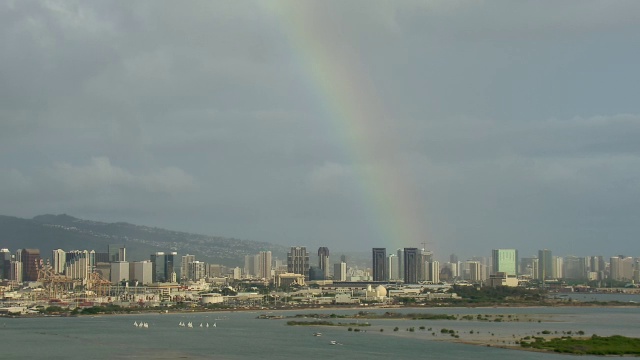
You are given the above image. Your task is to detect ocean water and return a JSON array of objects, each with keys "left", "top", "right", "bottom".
[{"left": 1, "top": 307, "right": 638, "bottom": 359}]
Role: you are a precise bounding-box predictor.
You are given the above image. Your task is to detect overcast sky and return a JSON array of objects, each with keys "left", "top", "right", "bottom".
[{"left": 1, "top": 0, "right": 640, "bottom": 260}]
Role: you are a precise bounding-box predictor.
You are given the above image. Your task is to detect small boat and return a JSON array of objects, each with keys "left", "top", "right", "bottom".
[
  {"left": 329, "top": 340, "right": 338, "bottom": 345},
  {"left": 313, "top": 332, "right": 322, "bottom": 337},
  {"left": 213, "top": 323, "right": 217, "bottom": 328},
  {"left": 199, "top": 323, "right": 203, "bottom": 327},
  {"left": 206, "top": 323, "right": 209, "bottom": 328},
  {"left": 143, "top": 322, "right": 149, "bottom": 328},
  {"left": 133, "top": 321, "right": 138, "bottom": 327},
  {"left": 187, "top": 322, "right": 193, "bottom": 328}
]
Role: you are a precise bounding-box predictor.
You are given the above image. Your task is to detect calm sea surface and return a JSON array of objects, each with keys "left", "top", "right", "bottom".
[{"left": 1, "top": 307, "right": 638, "bottom": 359}]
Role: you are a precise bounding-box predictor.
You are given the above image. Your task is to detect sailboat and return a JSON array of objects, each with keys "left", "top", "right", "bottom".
[
  {"left": 199, "top": 323, "right": 203, "bottom": 327},
  {"left": 213, "top": 322, "right": 217, "bottom": 328},
  {"left": 187, "top": 322, "right": 193, "bottom": 328},
  {"left": 143, "top": 322, "right": 149, "bottom": 328},
  {"left": 206, "top": 323, "right": 209, "bottom": 328},
  {"left": 133, "top": 321, "right": 138, "bottom": 327}
]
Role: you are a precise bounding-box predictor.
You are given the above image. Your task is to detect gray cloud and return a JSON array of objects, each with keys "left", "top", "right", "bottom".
[{"left": 1, "top": 0, "right": 639, "bottom": 259}]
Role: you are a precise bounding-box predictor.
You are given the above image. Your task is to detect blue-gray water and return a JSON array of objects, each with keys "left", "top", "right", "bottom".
[{"left": 1, "top": 307, "right": 639, "bottom": 359}]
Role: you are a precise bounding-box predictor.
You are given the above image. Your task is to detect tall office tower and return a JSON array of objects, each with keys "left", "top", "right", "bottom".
[
  {"left": 426, "top": 261, "right": 440, "bottom": 283},
  {"left": 0, "top": 249, "right": 11, "bottom": 280},
  {"left": 131, "top": 260, "right": 153, "bottom": 285},
  {"left": 340, "top": 254, "right": 347, "bottom": 263},
  {"left": 388, "top": 254, "right": 398, "bottom": 281},
  {"left": 418, "top": 249, "right": 434, "bottom": 282},
  {"left": 553, "top": 256, "right": 564, "bottom": 279},
  {"left": 538, "top": 249, "right": 553, "bottom": 280},
  {"left": 333, "top": 261, "right": 347, "bottom": 281},
  {"left": 52, "top": 249, "right": 66, "bottom": 274},
  {"left": 372, "top": 248, "right": 386, "bottom": 281},
  {"left": 397, "top": 249, "right": 405, "bottom": 281},
  {"left": 20, "top": 248, "right": 41, "bottom": 282},
  {"left": 151, "top": 251, "right": 177, "bottom": 283},
  {"left": 491, "top": 249, "right": 518, "bottom": 276},
  {"left": 590, "top": 256, "right": 605, "bottom": 280},
  {"left": 108, "top": 244, "right": 126, "bottom": 262},
  {"left": 450, "top": 253, "right": 459, "bottom": 264},
  {"left": 10, "top": 260, "right": 23, "bottom": 282},
  {"left": 65, "top": 250, "right": 91, "bottom": 280},
  {"left": 563, "top": 256, "right": 586, "bottom": 279},
  {"left": 257, "top": 251, "right": 272, "bottom": 279},
  {"left": 244, "top": 254, "right": 256, "bottom": 277},
  {"left": 317, "top": 247, "right": 330, "bottom": 279},
  {"left": 180, "top": 254, "right": 196, "bottom": 281},
  {"left": 403, "top": 248, "right": 419, "bottom": 284},
  {"left": 287, "top": 247, "right": 310, "bottom": 280}
]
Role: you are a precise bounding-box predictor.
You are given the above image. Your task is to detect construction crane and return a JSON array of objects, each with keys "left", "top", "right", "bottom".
[{"left": 36, "top": 259, "right": 77, "bottom": 300}]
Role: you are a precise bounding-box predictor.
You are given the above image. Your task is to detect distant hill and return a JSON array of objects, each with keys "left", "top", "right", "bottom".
[{"left": 0, "top": 214, "right": 288, "bottom": 266}]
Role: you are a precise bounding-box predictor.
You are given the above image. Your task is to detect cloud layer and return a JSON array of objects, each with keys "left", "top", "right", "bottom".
[{"left": 1, "top": 1, "right": 640, "bottom": 259}]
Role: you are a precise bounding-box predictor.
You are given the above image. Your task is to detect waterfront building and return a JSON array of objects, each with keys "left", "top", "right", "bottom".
[
  {"left": 491, "top": 249, "right": 518, "bottom": 276},
  {"left": 403, "top": 248, "right": 419, "bottom": 284},
  {"left": 317, "top": 247, "right": 330, "bottom": 279},
  {"left": 553, "top": 256, "right": 564, "bottom": 279},
  {"left": 287, "top": 247, "right": 309, "bottom": 280},
  {"left": 372, "top": 248, "right": 386, "bottom": 281}
]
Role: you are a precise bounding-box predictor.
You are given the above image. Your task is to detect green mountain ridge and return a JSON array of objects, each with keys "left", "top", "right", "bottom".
[{"left": 0, "top": 214, "right": 288, "bottom": 266}]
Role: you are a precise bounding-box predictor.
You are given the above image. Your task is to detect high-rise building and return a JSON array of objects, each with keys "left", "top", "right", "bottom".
[
  {"left": 491, "top": 249, "right": 518, "bottom": 276},
  {"left": 189, "top": 261, "right": 207, "bottom": 281},
  {"left": 372, "top": 248, "right": 386, "bottom": 281},
  {"left": 563, "top": 256, "right": 586, "bottom": 279},
  {"left": 10, "top": 260, "right": 22, "bottom": 283},
  {"left": 287, "top": 247, "right": 310, "bottom": 280},
  {"left": 180, "top": 254, "right": 196, "bottom": 281},
  {"left": 108, "top": 244, "right": 126, "bottom": 262},
  {"left": 131, "top": 260, "right": 153, "bottom": 285},
  {"left": 610, "top": 256, "right": 634, "bottom": 281},
  {"left": 52, "top": 249, "right": 66, "bottom": 274},
  {"left": 467, "top": 261, "right": 482, "bottom": 282},
  {"left": 20, "top": 248, "right": 41, "bottom": 282},
  {"left": 404, "top": 248, "right": 419, "bottom": 284},
  {"left": 333, "top": 262, "right": 347, "bottom": 281},
  {"left": 317, "top": 247, "right": 330, "bottom": 279},
  {"left": 65, "top": 250, "right": 93, "bottom": 280},
  {"left": 538, "top": 249, "right": 553, "bottom": 280},
  {"left": 150, "top": 251, "right": 177, "bottom": 283},
  {"left": 1, "top": 249, "right": 12, "bottom": 280},
  {"left": 257, "top": 251, "right": 272, "bottom": 279},
  {"left": 426, "top": 261, "right": 440, "bottom": 283},
  {"left": 110, "top": 261, "right": 129, "bottom": 284},
  {"left": 553, "top": 256, "right": 564, "bottom": 279},
  {"left": 397, "top": 249, "right": 405, "bottom": 281},
  {"left": 388, "top": 254, "right": 398, "bottom": 281}
]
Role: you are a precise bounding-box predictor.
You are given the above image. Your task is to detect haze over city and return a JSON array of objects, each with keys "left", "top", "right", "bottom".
[{"left": 1, "top": 1, "right": 640, "bottom": 260}]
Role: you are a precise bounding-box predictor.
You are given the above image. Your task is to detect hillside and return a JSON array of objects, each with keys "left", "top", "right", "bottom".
[{"left": 0, "top": 214, "right": 288, "bottom": 266}]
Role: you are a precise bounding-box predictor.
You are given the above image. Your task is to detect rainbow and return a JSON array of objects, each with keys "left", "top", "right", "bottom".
[{"left": 263, "top": 3, "right": 430, "bottom": 250}]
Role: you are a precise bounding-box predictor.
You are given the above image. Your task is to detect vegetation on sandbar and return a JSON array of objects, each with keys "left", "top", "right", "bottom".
[{"left": 520, "top": 335, "right": 640, "bottom": 355}]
